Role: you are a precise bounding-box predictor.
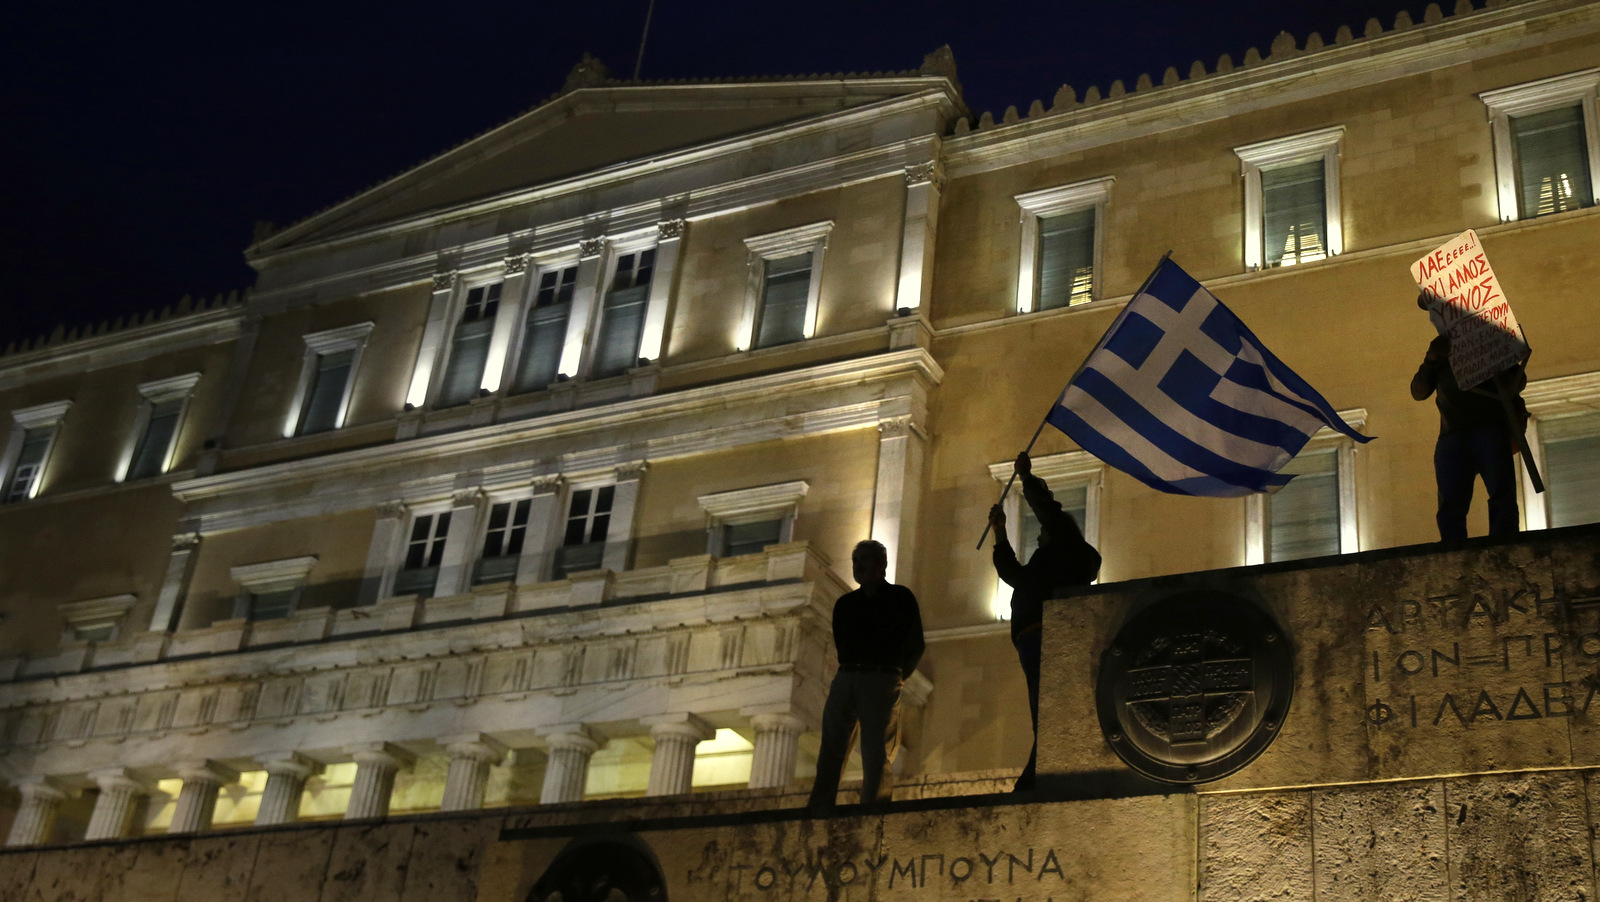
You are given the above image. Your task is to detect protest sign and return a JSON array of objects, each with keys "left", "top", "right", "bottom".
[{"left": 1410, "top": 229, "right": 1528, "bottom": 390}]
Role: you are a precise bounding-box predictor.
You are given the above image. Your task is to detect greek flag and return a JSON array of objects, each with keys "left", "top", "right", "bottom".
[{"left": 1049, "top": 258, "right": 1372, "bottom": 497}]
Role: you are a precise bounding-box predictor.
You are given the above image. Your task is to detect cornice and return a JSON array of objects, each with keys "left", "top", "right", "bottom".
[
  {"left": 0, "top": 310, "right": 242, "bottom": 393},
  {"left": 943, "top": 0, "right": 1600, "bottom": 178},
  {"left": 173, "top": 348, "right": 943, "bottom": 505},
  {"left": 250, "top": 89, "right": 956, "bottom": 267}
]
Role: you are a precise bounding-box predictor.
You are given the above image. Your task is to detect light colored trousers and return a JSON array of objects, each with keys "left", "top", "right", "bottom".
[{"left": 806, "top": 670, "right": 902, "bottom": 807}]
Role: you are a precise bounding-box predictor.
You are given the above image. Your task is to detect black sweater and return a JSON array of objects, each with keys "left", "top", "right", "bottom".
[
  {"left": 993, "top": 472, "right": 1102, "bottom": 642},
  {"left": 831, "top": 583, "right": 925, "bottom": 677}
]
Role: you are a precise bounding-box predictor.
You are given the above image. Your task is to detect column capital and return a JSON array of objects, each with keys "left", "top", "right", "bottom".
[
  {"left": 904, "top": 160, "right": 946, "bottom": 191},
  {"left": 171, "top": 531, "right": 201, "bottom": 552},
  {"left": 578, "top": 237, "right": 607, "bottom": 259},
  {"left": 346, "top": 741, "right": 416, "bottom": 770},
  {"left": 431, "top": 271, "right": 458, "bottom": 292},
  {"left": 87, "top": 767, "right": 149, "bottom": 794},
  {"left": 175, "top": 759, "right": 239, "bottom": 784},
  {"left": 451, "top": 488, "right": 487, "bottom": 508},
  {"left": 13, "top": 775, "right": 67, "bottom": 802},
  {"left": 504, "top": 253, "right": 532, "bottom": 275},
  {"left": 374, "top": 500, "right": 409, "bottom": 520},
  {"left": 748, "top": 713, "right": 808, "bottom": 734},
  {"left": 539, "top": 724, "right": 602, "bottom": 753},
  {"left": 255, "top": 751, "right": 322, "bottom": 779},
  {"left": 615, "top": 461, "right": 649, "bottom": 482},
  {"left": 657, "top": 219, "right": 686, "bottom": 241},
  {"left": 642, "top": 712, "right": 715, "bottom": 742},
  {"left": 531, "top": 474, "right": 563, "bottom": 495},
  {"left": 441, "top": 733, "right": 508, "bottom": 764}
]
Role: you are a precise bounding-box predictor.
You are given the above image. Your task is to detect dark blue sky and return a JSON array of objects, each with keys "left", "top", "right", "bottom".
[{"left": 0, "top": 0, "right": 1434, "bottom": 345}]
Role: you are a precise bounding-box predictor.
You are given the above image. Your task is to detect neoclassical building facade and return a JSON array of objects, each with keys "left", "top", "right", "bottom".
[{"left": 5, "top": 0, "right": 1600, "bottom": 848}]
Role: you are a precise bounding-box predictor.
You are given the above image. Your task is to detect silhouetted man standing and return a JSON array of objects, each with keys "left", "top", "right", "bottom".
[
  {"left": 988, "top": 451, "right": 1101, "bottom": 792},
  {"left": 1412, "top": 321, "right": 1527, "bottom": 540},
  {"left": 806, "top": 539, "right": 924, "bottom": 811}
]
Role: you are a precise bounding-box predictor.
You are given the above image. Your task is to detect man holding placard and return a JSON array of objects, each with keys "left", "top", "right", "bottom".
[{"left": 1410, "top": 230, "right": 1536, "bottom": 541}]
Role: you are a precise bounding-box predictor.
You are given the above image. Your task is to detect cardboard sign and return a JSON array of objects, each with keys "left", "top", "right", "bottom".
[{"left": 1410, "top": 229, "right": 1528, "bottom": 390}]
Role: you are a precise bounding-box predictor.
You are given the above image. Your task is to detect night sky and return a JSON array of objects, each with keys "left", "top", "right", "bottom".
[{"left": 1, "top": 0, "right": 1440, "bottom": 346}]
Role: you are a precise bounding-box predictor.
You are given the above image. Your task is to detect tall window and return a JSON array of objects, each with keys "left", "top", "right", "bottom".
[
  {"left": 1014, "top": 178, "right": 1111, "bottom": 313},
  {"left": 1482, "top": 71, "right": 1600, "bottom": 222},
  {"left": 755, "top": 253, "right": 812, "bottom": 348},
  {"left": 1265, "top": 449, "right": 1341, "bottom": 562},
  {"left": 1540, "top": 413, "right": 1600, "bottom": 528},
  {"left": 594, "top": 250, "right": 654, "bottom": 377},
  {"left": 123, "top": 372, "right": 200, "bottom": 482},
  {"left": 698, "top": 481, "right": 808, "bottom": 558},
  {"left": 288, "top": 323, "right": 372, "bottom": 438},
  {"left": 741, "top": 222, "right": 831, "bottom": 352},
  {"left": 1016, "top": 485, "right": 1090, "bottom": 562},
  {"left": 987, "top": 452, "right": 1103, "bottom": 620},
  {"left": 393, "top": 512, "right": 451, "bottom": 598},
  {"left": 438, "top": 283, "right": 502, "bottom": 406},
  {"left": 556, "top": 486, "right": 613, "bottom": 578},
  {"left": 513, "top": 266, "right": 576, "bottom": 392},
  {"left": 1235, "top": 127, "right": 1344, "bottom": 271},
  {"left": 475, "top": 498, "right": 531, "bottom": 585},
  {"left": 2, "top": 401, "right": 70, "bottom": 504}
]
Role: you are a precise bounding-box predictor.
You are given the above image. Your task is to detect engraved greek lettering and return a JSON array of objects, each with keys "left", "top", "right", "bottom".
[
  {"left": 922, "top": 854, "right": 945, "bottom": 884},
  {"left": 951, "top": 858, "right": 974, "bottom": 883},
  {"left": 1503, "top": 635, "right": 1533, "bottom": 669},
  {"left": 1505, "top": 587, "right": 1531, "bottom": 616},
  {"left": 1506, "top": 687, "right": 1542, "bottom": 720},
  {"left": 1544, "top": 633, "right": 1565, "bottom": 667},
  {"left": 1401, "top": 600, "right": 1422, "bottom": 631},
  {"left": 1434, "top": 693, "right": 1467, "bottom": 726},
  {"left": 1469, "top": 689, "right": 1502, "bottom": 722},
  {"left": 863, "top": 855, "right": 888, "bottom": 877},
  {"left": 1367, "top": 606, "right": 1397, "bottom": 633},
  {"left": 836, "top": 862, "right": 856, "bottom": 886},
  {"left": 1409, "top": 694, "right": 1418, "bottom": 727},
  {"left": 1367, "top": 699, "right": 1395, "bottom": 726},
  {"left": 1544, "top": 682, "right": 1575, "bottom": 717},
  {"left": 755, "top": 866, "right": 777, "bottom": 890},
  {"left": 1467, "top": 598, "right": 1497, "bottom": 625},
  {"left": 784, "top": 861, "right": 808, "bottom": 888},
  {"left": 979, "top": 852, "right": 1004, "bottom": 883},
  {"left": 729, "top": 864, "right": 750, "bottom": 887},
  {"left": 1373, "top": 651, "right": 1382, "bottom": 682},
  {"left": 1581, "top": 682, "right": 1598, "bottom": 715},
  {"left": 1536, "top": 592, "right": 1564, "bottom": 620},
  {"left": 1008, "top": 849, "right": 1034, "bottom": 883},
  {"left": 1398, "top": 651, "right": 1426, "bottom": 675},
  {"left": 1037, "top": 849, "right": 1065, "bottom": 880},
  {"left": 1432, "top": 643, "right": 1460, "bottom": 676},
  {"left": 892, "top": 858, "right": 918, "bottom": 888}
]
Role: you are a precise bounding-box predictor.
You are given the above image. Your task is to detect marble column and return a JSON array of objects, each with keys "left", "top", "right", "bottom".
[
  {"left": 168, "top": 759, "right": 238, "bottom": 834},
  {"left": 5, "top": 777, "right": 65, "bottom": 847},
  {"left": 538, "top": 725, "right": 601, "bottom": 805},
  {"left": 85, "top": 768, "right": 147, "bottom": 841},
  {"left": 439, "top": 733, "right": 507, "bottom": 812},
  {"left": 344, "top": 742, "right": 415, "bottom": 820},
  {"left": 643, "top": 713, "right": 714, "bottom": 797},
  {"left": 254, "top": 751, "right": 321, "bottom": 826},
  {"left": 747, "top": 714, "right": 807, "bottom": 789}
]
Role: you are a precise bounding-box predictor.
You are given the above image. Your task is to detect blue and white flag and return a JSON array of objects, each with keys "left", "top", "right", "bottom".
[{"left": 1048, "top": 258, "right": 1372, "bottom": 497}]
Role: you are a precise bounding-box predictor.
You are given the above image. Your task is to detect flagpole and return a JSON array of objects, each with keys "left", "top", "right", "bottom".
[{"left": 975, "top": 251, "right": 1173, "bottom": 550}]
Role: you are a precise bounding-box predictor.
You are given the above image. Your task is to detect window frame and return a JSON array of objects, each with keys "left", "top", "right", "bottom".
[
  {"left": 228, "top": 556, "right": 318, "bottom": 621},
  {"left": 388, "top": 502, "right": 455, "bottom": 599},
  {"left": 554, "top": 478, "right": 617, "bottom": 578},
  {"left": 1, "top": 400, "right": 71, "bottom": 503},
  {"left": 1516, "top": 370, "right": 1600, "bottom": 530},
  {"left": 1244, "top": 408, "right": 1365, "bottom": 565},
  {"left": 58, "top": 594, "right": 136, "bottom": 646},
  {"left": 1234, "top": 126, "right": 1345, "bottom": 271},
  {"left": 589, "top": 236, "right": 659, "bottom": 379},
  {"left": 283, "top": 322, "right": 374, "bottom": 437},
  {"left": 1480, "top": 69, "right": 1600, "bottom": 223},
  {"left": 740, "top": 222, "right": 832, "bottom": 352},
  {"left": 433, "top": 273, "right": 508, "bottom": 407},
  {"left": 118, "top": 372, "right": 201, "bottom": 482},
  {"left": 986, "top": 451, "right": 1103, "bottom": 621},
  {"left": 1013, "top": 177, "right": 1114, "bottom": 313},
  {"left": 503, "top": 256, "right": 581, "bottom": 395},
  {"left": 472, "top": 490, "right": 536, "bottom": 586},
  {"left": 697, "top": 480, "right": 809, "bottom": 557}
]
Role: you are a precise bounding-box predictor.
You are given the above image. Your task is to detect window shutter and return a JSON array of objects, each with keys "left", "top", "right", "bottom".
[
  {"left": 1543, "top": 414, "right": 1600, "bottom": 527},
  {"left": 4, "top": 429, "right": 51, "bottom": 502},
  {"left": 1512, "top": 105, "right": 1593, "bottom": 218},
  {"left": 594, "top": 284, "right": 649, "bottom": 378},
  {"left": 1269, "top": 450, "right": 1340, "bottom": 561},
  {"left": 299, "top": 350, "right": 354, "bottom": 434},
  {"left": 756, "top": 253, "right": 812, "bottom": 348},
  {"left": 722, "top": 519, "right": 784, "bottom": 557},
  {"left": 1036, "top": 209, "right": 1095, "bottom": 310},
  {"left": 513, "top": 305, "right": 569, "bottom": 392},
  {"left": 438, "top": 318, "right": 494, "bottom": 407},
  {"left": 128, "top": 399, "right": 182, "bottom": 480},
  {"left": 1261, "top": 160, "right": 1327, "bottom": 266}
]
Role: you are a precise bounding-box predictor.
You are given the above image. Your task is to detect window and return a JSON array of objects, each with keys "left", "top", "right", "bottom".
[
  {"left": 512, "top": 266, "right": 576, "bottom": 392},
  {"left": 2, "top": 400, "right": 70, "bottom": 503},
  {"left": 438, "top": 282, "right": 502, "bottom": 407},
  {"left": 122, "top": 373, "right": 200, "bottom": 481},
  {"left": 58, "top": 595, "right": 135, "bottom": 645},
  {"left": 475, "top": 498, "right": 531, "bottom": 585},
  {"left": 741, "top": 222, "right": 832, "bottom": 352},
  {"left": 1245, "top": 412, "right": 1363, "bottom": 565},
  {"left": 1481, "top": 70, "right": 1600, "bottom": 222},
  {"left": 1014, "top": 177, "right": 1113, "bottom": 313},
  {"left": 229, "top": 557, "right": 317, "bottom": 622},
  {"left": 394, "top": 513, "right": 451, "bottom": 597},
  {"left": 594, "top": 250, "right": 654, "bottom": 377},
  {"left": 286, "top": 323, "right": 373, "bottom": 437},
  {"left": 698, "top": 481, "right": 808, "bottom": 557},
  {"left": 1519, "top": 372, "right": 1600, "bottom": 531},
  {"left": 986, "top": 453, "right": 1102, "bottom": 619},
  {"left": 555, "top": 486, "right": 613, "bottom": 578},
  {"left": 1235, "top": 127, "right": 1344, "bottom": 271}
]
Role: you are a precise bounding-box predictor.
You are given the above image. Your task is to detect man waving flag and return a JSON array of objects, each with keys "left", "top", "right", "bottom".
[{"left": 1049, "top": 257, "right": 1372, "bottom": 496}]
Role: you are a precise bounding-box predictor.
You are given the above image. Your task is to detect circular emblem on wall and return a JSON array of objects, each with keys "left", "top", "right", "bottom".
[{"left": 1095, "top": 589, "right": 1293, "bottom": 784}]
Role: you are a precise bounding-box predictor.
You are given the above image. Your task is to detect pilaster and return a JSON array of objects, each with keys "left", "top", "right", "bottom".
[
  {"left": 359, "top": 501, "right": 409, "bottom": 605},
  {"left": 85, "top": 768, "right": 149, "bottom": 841},
  {"left": 870, "top": 416, "right": 928, "bottom": 584},
  {"left": 894, "top": 161, "right": 944, "bottom": 313},
  {"left": 601, "top": 462, "right": 647, "bottom": 572},
  {"left": 406, "top": 271, "right": 458, "bottom": 407},
  {"left": 638, "top": 220, "right": 685, "bottom": 362},
  {"left": 558, "top": 239, "right": 608, "bottom": 379},
  {"left": 147, "top": 532, "right": 200, "bottom": 633},
  {"left": 434, "top": 489, "right": 487, "bottom": 597}
]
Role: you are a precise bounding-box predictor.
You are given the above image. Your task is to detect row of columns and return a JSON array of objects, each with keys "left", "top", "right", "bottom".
[{"left": 6, "top": 715, "right": 807, "bottom": 847}]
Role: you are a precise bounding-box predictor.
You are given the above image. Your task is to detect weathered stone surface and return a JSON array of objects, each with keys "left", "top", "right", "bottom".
[
  {"left": 1198, "top": 792, "right": 1310, "bottom": 901},
  {"left": 398, "top": 818, "right": 498, "bottom": 902},
  {"left": 1313, "top": 782, "right": 1446, "bottom": 901},
  {"left": 1446, "top": 771, "right": 1593, "bottom": 900},
  {"left": 23, "top": 844, "right": 114, "bottom": 902},
  {"left": 475, "top": 832, "right": 565, "bottom": 902},
  {"left": 102, "top": 840, "right": 186, "bottom": 902},
  {"left": 318, "top": 823, "right": 416, "bottom": 902},
  {"left": 245, "top": 828, "right": 336, "bottom": 902},
  {"left": 654, "top": 812, "right": 879, "bottom": 901},
  {"left": 0, "top": 851, "right": 39, "bottom": 902},
  {"left": 174, "top": 834, "right": 259, "bottom": 900}
]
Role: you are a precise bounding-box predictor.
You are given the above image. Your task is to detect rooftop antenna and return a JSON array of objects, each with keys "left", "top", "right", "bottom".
[{"left": 632, "top": 0, "right": 657, "bottom": 80}]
